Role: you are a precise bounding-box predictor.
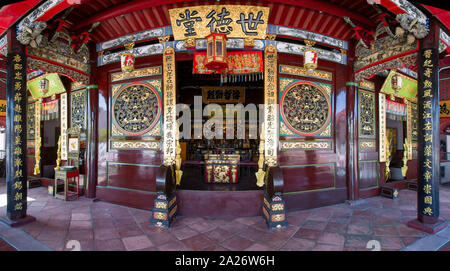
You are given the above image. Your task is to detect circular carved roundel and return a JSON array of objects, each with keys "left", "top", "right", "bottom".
[
  {"left": 112, "top": 83, "right": 161, "bottom": 136},
  {"left": 280, "top": 81, "right": 331, "bottom": 136}
]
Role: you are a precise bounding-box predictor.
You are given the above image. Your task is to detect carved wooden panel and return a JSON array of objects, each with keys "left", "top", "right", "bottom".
[
  {"left": 279, "top": 78, "right": 332, "bottom": 137},
  {"left": 70, "top": 88, "right": 87, "bottom": 130},
  {"left": 110, "top": 80, "right": 162, "bottom": 137},
  {"left": 358, "top": 89, "right": 376, "bottom": 139}
]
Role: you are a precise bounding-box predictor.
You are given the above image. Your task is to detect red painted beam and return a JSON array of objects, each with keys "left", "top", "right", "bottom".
[{"left": 73, "top": 0, "right": 375, "bottom": 31}]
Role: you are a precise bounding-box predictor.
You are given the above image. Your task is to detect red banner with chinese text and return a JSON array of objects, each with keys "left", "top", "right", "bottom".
[{"left": 193, "top": 51, "right": 263, "bottom": 74}]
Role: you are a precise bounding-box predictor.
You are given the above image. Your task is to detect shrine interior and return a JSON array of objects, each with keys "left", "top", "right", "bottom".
[{"left": 176, "top": 59, "right": 264, "bottom": 191}]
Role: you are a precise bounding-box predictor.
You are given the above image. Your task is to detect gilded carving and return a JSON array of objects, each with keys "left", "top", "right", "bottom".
[
  {"left": 359, "top": 140, "right": 376, "bottom": 150},
  {"left": 280, "top": 81, "right": 331, "bottom": 137},
  {"left": 110, "top": 140, "right": 160, "bottom": 151},
  {"left": 112, "top": 83, "right": 161, "bottom": 136},
  {"left": 279, "top": 122, "right": 294, "bottom": 136},
  {"left": 279, "top": 65, "right": 332, "bottom": 81},
  {"left": 280, "top": 140, "right": 332, "bottom": 151},
  {"left": 359, "top": 80, "right": 375, "bottom": 91},
  {"left": 70, "top": 89, "right": 87, "bottom": 130},
  {"left": 110, "top": 66, "right": 162, "bottom": 82},
  {"left": 359, "top": 90, "right": 376, "bottom": 139}
]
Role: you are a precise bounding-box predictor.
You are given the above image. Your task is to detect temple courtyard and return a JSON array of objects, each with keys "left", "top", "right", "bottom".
[{"left": 0, "top": 179, "right": 450, "bottom": 251}]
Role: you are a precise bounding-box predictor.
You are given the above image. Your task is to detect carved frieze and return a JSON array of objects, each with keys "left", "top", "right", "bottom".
[
  {"left": 110, "top": 66, "right": 162, "bottom": 82},
  {"left": 280, "top": 140, "right": 332, "bottom": 151},
  {"left": 279, "top": 65, "right": 332, "bottom": 81},
  {"left": 110, "top": 140, "right": 160, "bottom": 151}
]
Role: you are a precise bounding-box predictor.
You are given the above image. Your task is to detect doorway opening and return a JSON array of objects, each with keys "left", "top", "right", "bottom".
[{"left": 176, "top": 60, "right": 264, "bottom": 191}]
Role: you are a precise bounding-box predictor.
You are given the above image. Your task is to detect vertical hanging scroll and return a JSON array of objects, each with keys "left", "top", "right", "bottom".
[
  {"left": 61, "top": 93, "right": 68, "bottom": 160},
  {"left": 379, "top": 93, "right": 386, "bottom": 162},
  {"left": 33, "top": 100, "right": 41, "bottom": 175},
  {"left": 264, "top": 45, "right": 278, "bottom": 166},
  {"left": 406, "top": 100, "right": 412, "bottom": 160},
  {"left": 163, "top": 46, "right": 177, "bottom": 166}
]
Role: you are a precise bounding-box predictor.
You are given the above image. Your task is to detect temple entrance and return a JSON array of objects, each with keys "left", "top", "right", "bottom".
[
  {"left": 40, "top": 118, "right": 60, "bottom": 179},
  {"left": 175, "top": 60, "right": 263, "bottom": 191},
  {"left": 385, "top": 96, "right": 409, "bottom": 183}
]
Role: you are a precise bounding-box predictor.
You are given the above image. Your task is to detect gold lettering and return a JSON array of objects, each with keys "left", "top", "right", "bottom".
[
  {"left": 424, "top": 159, "right": 432, "bottom": 169},
  {"left": 423, "top": 184, "right": 432, "bottom": 194},
  {"left": 424, "top": 100, "right": 431, "bottom": 109},
  {"left": 13, "top": 181, "right": 22, "bottom": 190},
  {"left": 13, "top": 54, "right": 21, "bottom": 63},
  {"left": 424, "top": 170, "right": 432, "bottom": 182},
  {"left": 423, "top": 89, "right": 432, "bottom": 98},
  {"left": 423, "top": 49, "right": 432, "bottom": 58},
  {"left": 14, "top": 192, "right": 22, "bottom": 201},
  {"left": 13, "top": 158, "right": 22, "bottom": 168},
  {"left": 423, "top": 80, "right": 432, "bottom": 88},
  {"left": 423, "top": 59, "right": 433, "bottom": 67},
  {"left": 14, "top": 82, "right": 22, "bottom": 91},
  {"left": 423, "top": 207, "right": 433, "bottom": 215},
  {"left": 14, "top": 63, "right": 22, "bottom": 70},
  {"left": 14, "top": 202, "right": 23, "bottom": 211},
  {"left": 14, "top": 72, "right": 22, "bottom": 81},
  {"left": 424, "top": 68, "right": 432, "bottom": 78},
  {"left": 424, "top": 196, "right": 432, "bottom": 205},
  {"left": 424, "top": 145, "right": 432, "bottom": 157}
]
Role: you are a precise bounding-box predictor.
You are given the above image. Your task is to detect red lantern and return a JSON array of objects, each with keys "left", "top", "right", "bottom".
[
  {"left": 304, "top": 48, "right": 318, "bottom": 73},
  {"left": 205, "top": 32, "right": 228, "bottom": 73},
  {"left": 39, "top": 77, "right": 49, "bottom": 95},
  {"left": 391, "top": 74, "right": 402, "bottom": 93},
  {"left": 121, "top": 42, "right": 135, "bottom": 73},
  {"left": 121, "top": 52, "right": 135, "bottom": 73}
]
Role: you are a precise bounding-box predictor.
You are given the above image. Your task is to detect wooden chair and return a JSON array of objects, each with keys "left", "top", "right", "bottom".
[{"left": 54, "top": 127, "right": 81, "bottom": 200}]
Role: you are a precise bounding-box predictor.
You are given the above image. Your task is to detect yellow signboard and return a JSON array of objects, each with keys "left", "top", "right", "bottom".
[
  {"left": 0, "top": 100, "right": 6, "bottom": 117},
  {"left": 27, "top": 73, "right": 66, "bottom": 99},
  {"left": 169, "top": 5, "right": 270, "bottom": 41},
  {"left": 440, "top": 100, "right": 450, "bottom": 117},
  {"left": 380, "top": 70, "right": 417, "bottom": 101}
]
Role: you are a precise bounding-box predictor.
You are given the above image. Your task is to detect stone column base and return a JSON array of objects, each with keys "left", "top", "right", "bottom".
[
  {"left": 407, "top": 219, "right": 447, "bottom": 234},
  {"left": 262, "top": 192, "right": 288, "bottom": 230},
  {"left": 150, "top": 192, "right": 178, "bottom": 228},
  {"left": 0, "top": 215, "right": 36, "bottom": 228}
]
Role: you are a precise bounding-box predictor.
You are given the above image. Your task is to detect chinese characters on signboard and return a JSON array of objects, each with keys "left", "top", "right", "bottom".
[
  {"left": 202, "top": 87, "right": 245, "bottom": 104},
  {"left": 420, "top": 48, "right": 437, "bottom": 217},
  {"left": 8, "top": 52, "right": 27, "bottom": 215},
  {"left": 163, "top": 47, "right": 177, "bottom": 166},
  {"left": 168, "top": 5, "right": 270, "bottom": 41},
  {"left": 264, "top": 45, "right": 278, "bottom": 167}
]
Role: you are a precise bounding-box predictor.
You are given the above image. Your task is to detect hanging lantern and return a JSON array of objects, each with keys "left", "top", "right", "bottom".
[
  {"left": 391, "top": 74, "right": 403, "bottom": 93},
  {"left": 39, "top": 77, "right": 49, "bottom": 95},
  {"left": 304, "top": 40, "right": 318, "bottom": 73},
  {"left": 121, "top": 42, "right": 135, "bottom": 73},
  {"left": 205, "top": 32, "right": 228, "bottom": 73}
]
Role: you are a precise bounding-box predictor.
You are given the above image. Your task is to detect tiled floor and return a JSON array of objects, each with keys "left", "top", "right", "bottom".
[
  {"left": 0, "top": 238, "right": 16, "bottom": 251},
  {"left": 0, "top": 182, "right": 449, "bottom": 251}
]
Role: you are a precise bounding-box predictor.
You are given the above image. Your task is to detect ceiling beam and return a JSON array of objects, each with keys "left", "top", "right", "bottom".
[{"left": 73, "top": 0, "right": 375, "bottom": 31}]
